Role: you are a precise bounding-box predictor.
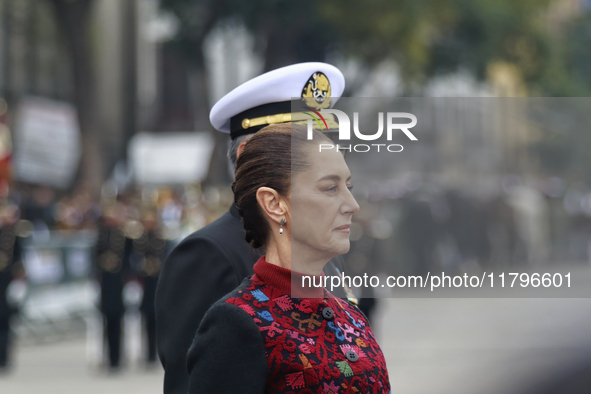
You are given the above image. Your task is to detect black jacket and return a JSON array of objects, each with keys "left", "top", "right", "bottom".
[{"left": 155, "top": 205, "right": 259, "bottom": 394}]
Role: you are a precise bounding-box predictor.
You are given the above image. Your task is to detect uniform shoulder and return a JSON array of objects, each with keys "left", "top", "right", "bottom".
[
  {"left": 172, "top": 209, "right": 258, "bottom": 264},
  {"left": 179, "top": 210, "right": 237, "bottom": 245}
]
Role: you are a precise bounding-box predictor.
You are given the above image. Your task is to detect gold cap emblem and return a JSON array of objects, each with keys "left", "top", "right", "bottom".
[{"left": 301, "top": 72, "right": 331, "bottom": 110}]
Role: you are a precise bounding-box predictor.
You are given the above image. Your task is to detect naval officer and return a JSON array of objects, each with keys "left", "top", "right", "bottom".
[{"left": 155, "top": 62, "right": 346, "bottom": 394}]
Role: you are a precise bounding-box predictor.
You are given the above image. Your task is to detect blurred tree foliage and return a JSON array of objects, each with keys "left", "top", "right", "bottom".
[
  {"left": 160, "top": 0, "right": 577, "bottom": 95},
  {"left": 159, "top": 0, "right": 339, "bottom": 71},
  {"left": 565, "top": 12, "right": 591, "bottom": 95},
  {"left": 534, "top": 10, "right": 591, "bottom": 176},
  {"left": 318, "top": 0, "right": 568, "bottom": 94}
]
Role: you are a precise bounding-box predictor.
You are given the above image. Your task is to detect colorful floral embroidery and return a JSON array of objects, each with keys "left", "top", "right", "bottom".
[
  {"left": 336, "top": 361, "right": 354, "bottom": 377},
  {"left": 225, "top": 278, "right": 390, "bottom": 393},
  {"left": 257, "top": 310, "right": 274, "bottom": 321},
  {"left": 274, "top": 294, "right": 294, "bottom": 311},
  {"left": 323, "top": 380, "right": 340, "bottom": 394},
  {"left": 286, "top": 372, "right": 305, "bottom": 389},
  {"left": 251, "top": 289, "right": 269, "bottom": 302}
]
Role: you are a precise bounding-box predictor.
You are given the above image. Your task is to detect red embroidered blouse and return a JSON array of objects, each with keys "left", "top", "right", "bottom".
[{"left": 187, "top": 256, "right": 391, "bottom": 393}]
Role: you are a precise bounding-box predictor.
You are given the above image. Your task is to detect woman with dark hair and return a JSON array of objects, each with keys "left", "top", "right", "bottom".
[{"left": 187, "top": 124, "right": 391, "bottom": 393}]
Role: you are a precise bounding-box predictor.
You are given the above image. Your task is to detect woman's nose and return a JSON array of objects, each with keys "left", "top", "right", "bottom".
[{"left": 343, "top": 190, "right": 360, "bottom": 214}]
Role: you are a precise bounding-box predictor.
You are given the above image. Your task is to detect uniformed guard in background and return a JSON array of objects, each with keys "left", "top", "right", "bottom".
[
  {"left": 95, "top": 201, "right": 132, "bottom": 370},
  {"left": 0, "top": 200, "right": 28, "bottom": 371},
  {"left": 131, "top": 206, "right": 166, "bottom": 366},
  {"left": 155, "top": 62, "right": 347, "bottom": 394}
]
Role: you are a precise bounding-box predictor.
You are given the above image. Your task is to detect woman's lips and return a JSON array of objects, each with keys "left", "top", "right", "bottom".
[{"left": 334, "top": 224, "right": 351, "bottom": 232}]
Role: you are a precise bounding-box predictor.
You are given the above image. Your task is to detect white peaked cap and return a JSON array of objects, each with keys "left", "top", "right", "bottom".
[{"left": 209, "top": 62, "right": 345, "bottom": 138}]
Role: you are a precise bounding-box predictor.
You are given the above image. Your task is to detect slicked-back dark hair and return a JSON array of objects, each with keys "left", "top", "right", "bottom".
[{"left": 232, "top": 123, "right": 331, "bottom": 249}]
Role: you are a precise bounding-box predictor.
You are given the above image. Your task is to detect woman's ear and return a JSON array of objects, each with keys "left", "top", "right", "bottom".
[{"left": 256, "top": 187, "right": 288, "bottom": 225}]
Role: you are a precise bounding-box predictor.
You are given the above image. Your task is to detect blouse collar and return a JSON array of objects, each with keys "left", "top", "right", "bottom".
[{"left": 252, "top": 255, "right": 326, "bottom": 300}]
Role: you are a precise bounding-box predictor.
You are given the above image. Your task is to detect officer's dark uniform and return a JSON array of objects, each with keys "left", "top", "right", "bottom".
[
  {"left": 156, "top": 205, "right": 259, "bottom": 393},
  {"left": 133, "top": 225, "right": 167, "bottom": 364},
  {"left": 0, "top": 221, "right": 24, "bottom": 369},
  {"left": 95, "top": 215, "right": 131, "bottom": 369}
]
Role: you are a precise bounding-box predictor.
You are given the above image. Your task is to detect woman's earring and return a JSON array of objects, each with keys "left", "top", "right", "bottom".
[{"left": 279, "top": 218, "right": 286, "bottom": 235}]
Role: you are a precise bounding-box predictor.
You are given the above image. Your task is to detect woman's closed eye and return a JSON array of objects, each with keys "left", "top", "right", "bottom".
[
  {"left": 325, "top": 184, "right": 353, "bottom": 193},
  {"left": 325, "top": 184, "right": 338, "bottom": 193}
]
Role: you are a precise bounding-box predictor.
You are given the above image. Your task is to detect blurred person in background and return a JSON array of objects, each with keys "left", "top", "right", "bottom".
[
  {"left": 94, "top": 201, "right": 132, "bottom": 370},
  {"left": 156, "top": 62, "right": 347, "bottom": 394},
  {"left": 20, "top": 186, "right": 56, "bottom": 232},
  {"left": 159, "top": 189, "right": 183, "bottom": 226},
  {"left": 504, "top": 177, "right": 551, "bottom": 266},
  {"left": 54, "top": 185, "right": 99, "bottom": 231},
  {"left": 0, "top": 200, "right": 28, "bottom": 372},
  {"left": 443, "top": 190, "right": 492, "bottom": 272},
  {"left": 132, "top": 206, "right": 167, "bottom": 366},
  {"left": 400, "top": 192, "right": 440, "bottom": 276},
  {"left": 487, "top": 191, "right": 520, "bottom": 269},
  {"left": 179, "top": 186, "right": 207, "bottom": 236}
]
